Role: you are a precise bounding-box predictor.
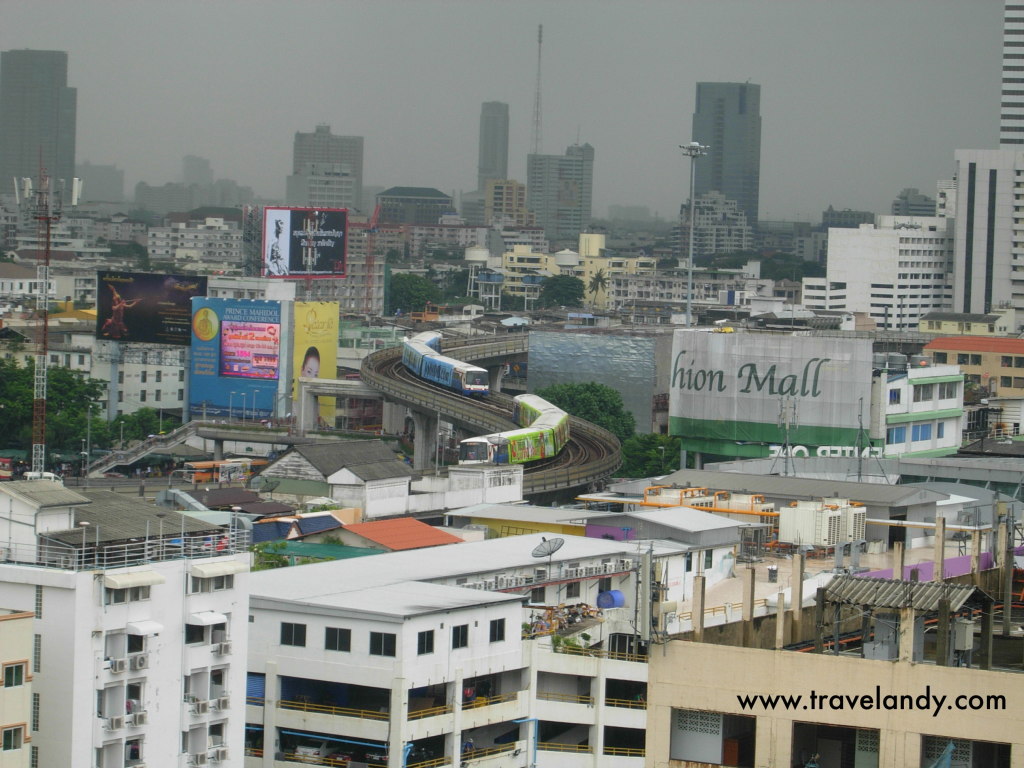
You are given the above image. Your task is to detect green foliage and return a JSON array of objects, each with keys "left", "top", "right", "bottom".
[
  {"left": 538, "top": 275, "right": 585, "bottom": 308},
  {"left": 587, "top": 269, "right": 609, "bottom": 305},
  {"left": 108, "top": 241, "right": 150, "bottom": 271},
  {"left": 619, "top": 434, "right": 681, "bottom": 478},
  {"left": 251, "top": 541, "right": 289, "bottom": 570},
  {"left": 535, "top": 382, "right": 635, "bottom": 443},
  {"left": 387, "top": 273, "right": 441, "bottom": 315}
]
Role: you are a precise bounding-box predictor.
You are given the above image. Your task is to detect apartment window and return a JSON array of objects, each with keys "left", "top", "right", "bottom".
[
  {"left": 938, "top": 381, "right": 959, "bottom": 399},
  {"left": 155, "top": 390, "right": 161, "bottom": 402},
  {"left": 184, "top": 624, "right": 205, "bottom": 645},
  {"left": 566, "top": 581, "right": 581, "bottom": 599},
  {"left": 369, "top": 632, "right": 396, "bottom": 657},
  {"left": 1002, "top": 376, "right": 1012, "bottom": 388},
  {"left": 489, "top": 619, "right": 506, "bottom": 643},
  {"left": 598, "top": 577, "right": 612, "bottom": 593},
  {"left": 1, "top": 726, "right": 22, "bottom": 751},
  {"left": 417, "top": 630, "right": 434, "bottom": 655},
  {"left": 280, "top": 622, "right": 306, "bottom": 647},
  {"left": 31, "top": 693, "right": 39, "bottom": 731},
  {"left": 886, "top": 426, "right": 907, "bottom": 444},
  {"left": 530, "top": 586, "right": 545, "bottom": 604},
  {"left": 189, "top": 575, "right": 233, "bottom": 593},
  {"left": 140, "top": 390, "right": 147, "bottom": 402},
  {"left": 34, "top": 586, "right": 42, "bottom": 619},
  {"left": 932, "top": 352, "right": 947, "bottom": 364},
  {"left": 325, "top": 627, "right": 351, "bottom": 652},
  {"left": 704, "top": 549, "right": 713, "bottom": 570},
  {"left": 178, "top": 389, "right": 184, "bottom": 401},
  {"left": 1002, "top": 356, "right": 1013, "bottom": 367},
  {"left": 452, "top": 624, "right": 469, "bottom": 649},
  {"left": 104, "top": 585, "right": 150, "bottom": 605},
  {"left": 30, "top": 746, "right": 37, "bottom": 768},
  {"left": 118, "top": 370, "right": 125, "bottom": 384},
  {"left": 888, "top": 389, "right": 901, "bottom": 405},
  {"left": 32, "top": 635, "right": 40, "bottom": 673},
  {"left": 155, "top": 370, "right": 162, "bottom": 383},
  {"left": 937, "top": 423, "right": 945, "bottom": 439},
  {"left": 3, "top": 663, "right": 25, "bottom": 688},
  {"left": 1016, "top": 357, "right": 1024, "bottom": 368},
  {"left": 912, "top": 383, "right": 934, "bottom": 402},
  {"left": 140, "top": 371, "right": 147, "bottom": 383},
  {"left": 912, "top": 423, "right": 933, "bottom": 442},
  {"left": 127, "top": 634, "right": 145, "bottom": 654},
  {"left": 118, "top": 392, "right": 124, "bottom": 403},
  {"left": 179, "top": 369, "right": 185, "bottom": 382}
]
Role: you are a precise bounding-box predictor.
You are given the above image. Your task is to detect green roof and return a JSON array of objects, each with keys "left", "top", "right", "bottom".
[{"left": 273, "top": 541, "right": 382, "bottom": 561}]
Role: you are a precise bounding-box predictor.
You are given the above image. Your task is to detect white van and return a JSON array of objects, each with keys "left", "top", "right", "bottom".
[{"left": 23, "top": 472, "right": 63, "bottom": 484}]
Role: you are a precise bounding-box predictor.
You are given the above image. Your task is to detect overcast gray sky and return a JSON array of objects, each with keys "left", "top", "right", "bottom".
[{"left": 1, "top": 0, "right": 1002, "bottom": 221}]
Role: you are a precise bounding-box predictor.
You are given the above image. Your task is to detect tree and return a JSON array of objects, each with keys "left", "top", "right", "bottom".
[
  {"left": 538, "top": 275, "right": 584, "bottom": 308},
  {"left": 618, "top": 434, "right": 681, "bottom": 477},
  {"left": 587, "top": 269, "right": 609, "bottom": 306},
  {"left": 387, "top": 273, "right": 441, "bottom": 315},
  {"left": 535, "top": 382, "right": 635, "bottom": 443}
]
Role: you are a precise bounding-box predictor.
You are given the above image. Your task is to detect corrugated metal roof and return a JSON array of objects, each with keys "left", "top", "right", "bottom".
[
  {"left": 924, "top": 335, "right": 1024, "bottom": 353},
  {"left": 345, "top": 518, "right": 462, "bottom": 551},
  {"left": 43, "top": 490, "right": 217, "bottom": 544},
  {"left": 294, "top": 515, "right": 343, "bottom": 536},
  {"left": 293, "top": 441, "right": 414, "bottom": 481},
  {"left": 5, "top": 480, "right": 90, "bottom": 508},
  {"left": 826, "top": 574, "right": 982, "bottom": 611}
]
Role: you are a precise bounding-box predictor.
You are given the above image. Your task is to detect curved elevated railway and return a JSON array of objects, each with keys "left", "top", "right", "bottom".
[{"left": 361, "top": 339, "right": 621, "bottom": 495}]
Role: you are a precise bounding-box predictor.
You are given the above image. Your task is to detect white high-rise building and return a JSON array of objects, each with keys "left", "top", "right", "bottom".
[
  {"left": 802, "top": 216, "right": 954, "bottom": 329},
  {"left": 1002, "top": 0, "right": 1024, "bottom": 146},
  {"left": 0, "top": 483, "right": 249, "bottom": 768}
]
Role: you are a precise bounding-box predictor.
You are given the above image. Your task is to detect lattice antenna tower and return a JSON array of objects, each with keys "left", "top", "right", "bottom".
[
  {"left": 776, "top": 397, "right": 799, "bottom": 478},
  {"left": 29, "top": 170, "right": 76, "bottom": 474},
  {"left": 530, "top": 24, "right": 543, "bottom": 155}
]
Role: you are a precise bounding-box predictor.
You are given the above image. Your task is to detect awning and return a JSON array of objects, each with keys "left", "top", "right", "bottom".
[
  {"left": 190, "top": 561, "right": 249, "bottom": 579},
  {"left": 125, "top": 620, "right": 164, "bottom": 636},
  {"left": 188, "top": 611, "right": 227, "bottom": 626},
  {"left": 103, "top": 571, "right": 166, "bottom": 590}
]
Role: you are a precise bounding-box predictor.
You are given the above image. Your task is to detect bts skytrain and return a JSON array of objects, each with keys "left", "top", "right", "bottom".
[
  {"left": 401, "top": 331, "right": 490, "bottom": 396},
  {"left": 459, "top": 393, "right": 569, "bottom": 465}
]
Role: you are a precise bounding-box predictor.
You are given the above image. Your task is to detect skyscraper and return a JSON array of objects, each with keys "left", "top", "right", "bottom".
[
  {"left": 691, "top": 82, "right": 761, "bottom": 225},
  {"left": 292, "top": 125, "right": 363, "bottom": 209},
  {"left": 0, "top": 49, "right": 77, "bottom": 192},
  {"left": 477, "top": 102, "right": 509, "bottom": 192},
  {"left": 527, "top": 143, "right": 594, "bottom": 243},
  {"left": 1002, "top": 1, "right": 1024, "bottom": 145}
]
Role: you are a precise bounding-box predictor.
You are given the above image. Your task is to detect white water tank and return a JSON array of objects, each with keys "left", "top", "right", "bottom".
[{"left": 464, "top": 246, "right": 489, "bottom": 264}]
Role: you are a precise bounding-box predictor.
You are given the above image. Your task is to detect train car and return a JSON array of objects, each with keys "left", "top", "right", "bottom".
[
  {"left": 459, "top": 393, "right": 569, "bottom": 465},
  {"left": 401, "top": 331, "right": 489, "bottom": 396}
]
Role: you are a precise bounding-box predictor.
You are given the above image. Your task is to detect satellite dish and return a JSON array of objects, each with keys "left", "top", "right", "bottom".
[{"left": 531, "top": 537, "right": 565, "bottom": 558}]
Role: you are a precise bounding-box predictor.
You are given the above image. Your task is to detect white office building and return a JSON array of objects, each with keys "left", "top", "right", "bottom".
[
  {"left": 0, "top": 483, "right": 250, "bottom": 768},
  {"left": 802, "top": 216, "right": 954, "bottom": 329},
  {"left": 147, "top": 218, "right": 244, "bottom": 271}
]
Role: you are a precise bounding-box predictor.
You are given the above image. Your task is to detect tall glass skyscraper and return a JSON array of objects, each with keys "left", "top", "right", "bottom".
[
  {"left": 0, "top": 49, "right": 77, "bottom": 193},
  {"left": 691, "top": 82, "right": 761, "bottom": 225},
  {"left": 477, "top": 102, "right": 509, "bottom": 192}
]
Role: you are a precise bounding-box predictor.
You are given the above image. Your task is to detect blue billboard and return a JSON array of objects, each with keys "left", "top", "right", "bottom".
[{"left": 189, "top": 298, "right": 283, "bottom": 420}]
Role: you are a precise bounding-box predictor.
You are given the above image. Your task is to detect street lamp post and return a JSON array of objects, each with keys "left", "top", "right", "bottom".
[
  {"left": 250, "top": 391, "right": 257, "bottom": 422},
  {"left": 229, "top": 392, "right": 237, "bottom": 420},
  {"left": 680, "top": 141, "right": 709, "bottom": 328}
]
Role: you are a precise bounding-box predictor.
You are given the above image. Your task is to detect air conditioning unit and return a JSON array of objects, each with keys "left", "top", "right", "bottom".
[
  {"left": 211, "top": 747, "right": 228, "bottom": 761},
  {"left": 618, "top": 559, "right": 633, "bottom": 570},
  {"left": 130, "top": 654, "right": 149, "bottom": 670},
  {"left": 191, "top": 700, "right": 210, "bottom": 715},
  {"left": 109, "top": 658, "right": 128, "bottom": 673},
  {"left": 190, "top": 754, "right": 208, "bottom": 767},
  {"left": 131, "top": 711, "right": 148, "bottom": 726},
  {"left": 214, "top": 696, "right": 230, "bottom": 711},
  {"left": 484, "top": 580, "right": 495, "bottom": 590},
  {"left": 105, "top": 715, "right": 124, "bottom": 730},
  {"left": 214, "top": 641, "right": 232, "bottom": 655}
]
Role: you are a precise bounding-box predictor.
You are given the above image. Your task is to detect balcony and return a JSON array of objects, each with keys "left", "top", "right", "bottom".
[{"left": 278, "top": 698, "right": 389, "bottom": 721}]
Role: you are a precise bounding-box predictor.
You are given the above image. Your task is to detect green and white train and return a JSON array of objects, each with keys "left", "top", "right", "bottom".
[{"left": 458, "top": 394, "right": 570, "bottom": 465}]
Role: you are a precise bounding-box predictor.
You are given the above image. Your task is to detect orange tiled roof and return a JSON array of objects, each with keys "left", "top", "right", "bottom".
[
  {"left": 344, "top": 517, "right": 461, "bottom": 551},
  {"left": 923, "top": 336, "right": 1024, "bottom": 353}
]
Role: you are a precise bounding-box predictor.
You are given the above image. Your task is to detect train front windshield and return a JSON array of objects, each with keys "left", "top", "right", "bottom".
[
  {"left": 459, "top": 441, "right": 490, "bottom": 462},
  {"left": 466, "top": 371, "right": 489, "bottom": 388}
]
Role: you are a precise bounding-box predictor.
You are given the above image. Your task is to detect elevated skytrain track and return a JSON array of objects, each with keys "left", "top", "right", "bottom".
[{"left": 360, "top": 338, "right": 621, "bottom": 495}]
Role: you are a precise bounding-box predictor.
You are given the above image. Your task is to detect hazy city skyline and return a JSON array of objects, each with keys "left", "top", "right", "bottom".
[{"left": 0, "top": 1, "right": 1002, "bottom": 221}]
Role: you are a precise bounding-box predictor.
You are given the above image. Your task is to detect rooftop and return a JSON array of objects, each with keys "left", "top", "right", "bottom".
[{"left": 343, "top": 517, "right": 463, "bottom": 551}]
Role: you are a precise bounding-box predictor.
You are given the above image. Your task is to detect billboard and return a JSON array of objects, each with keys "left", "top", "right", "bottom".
[
  {"left": 668, "top": 330, "right": 877, "bottom": 458},
  {"left": 263, "top": 207, "right": 347, "bottom": 278},
  {"left": 96, "top": 271, "right": 207, "bottom": 345},
  {"left": 293, "top": 301, "right": 339, "bottom": 426},
  {"left": 190, "top": 298, "right": 283, "bottom": 420}
]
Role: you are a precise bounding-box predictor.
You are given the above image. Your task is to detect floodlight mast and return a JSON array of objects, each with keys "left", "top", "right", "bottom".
[{"left": 680, "top": 141, "right": 709, "bottom": 328}]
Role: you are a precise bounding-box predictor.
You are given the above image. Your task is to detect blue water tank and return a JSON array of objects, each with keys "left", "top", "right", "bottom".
[{"left": 596, "top": 590, "right": 625, "bottom": 609}]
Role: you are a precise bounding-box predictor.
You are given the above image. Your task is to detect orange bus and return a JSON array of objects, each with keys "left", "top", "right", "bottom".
[{"left": 182, "top": 459, "right": 268, "bottom": 483}]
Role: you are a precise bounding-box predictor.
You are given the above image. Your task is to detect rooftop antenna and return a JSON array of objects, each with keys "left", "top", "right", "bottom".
[
  {"left": 767, "top": 397, "right": 798, "bottom": 477},
  {"left": 530, "top": 24, "right": 543, "bottom": 155}
]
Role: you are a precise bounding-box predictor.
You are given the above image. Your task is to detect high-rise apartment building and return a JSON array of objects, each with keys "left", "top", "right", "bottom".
[
  {"left": 182, "top": 155, "right": 213, "bottom": 186},
  {"left": 0, "top": 49, "right": 77, "bottom": 192},
  {"left": 477, "top": 102, "right": 509, "bottom": 192},
  {"left": 691, "top": 82, "right": 761, "bottom": 225},
  {"left": 292, "top": 125, "right": 363, "bottom": 210},
  {"left": 526, "top": 143, "right": 594, "bottom": 243},
  {"left": 1002, "top": 0, "right": 1024, "bottom": 145}
]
